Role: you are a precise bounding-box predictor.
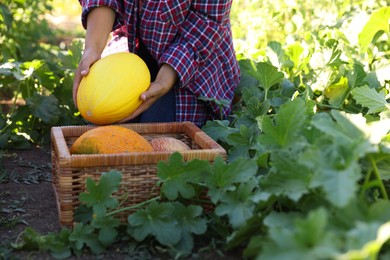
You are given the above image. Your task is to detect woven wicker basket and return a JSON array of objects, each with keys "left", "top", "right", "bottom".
[{"left": 51, "top": 122, "right": 226, "bottom": 227}]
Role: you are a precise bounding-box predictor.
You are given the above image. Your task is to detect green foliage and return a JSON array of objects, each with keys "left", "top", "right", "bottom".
[
  {"left": 157, "top": 152, "right": 210, "bottom": 200},
  {"left": 0, "top": 0, "right": 84, "bottom": 149}
]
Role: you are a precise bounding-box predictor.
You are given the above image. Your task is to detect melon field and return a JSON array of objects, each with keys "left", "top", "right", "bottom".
[{"left": 1, "top": 0, "right": 390, "bottom": 259}]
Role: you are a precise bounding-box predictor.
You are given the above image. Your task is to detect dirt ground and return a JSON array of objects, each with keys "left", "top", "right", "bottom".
[
  {"left": 0, "top": 146, "right": 62, "bottom": 259},
  {"left": 0, "top": 146, "right": 241, "bottom": 259}
]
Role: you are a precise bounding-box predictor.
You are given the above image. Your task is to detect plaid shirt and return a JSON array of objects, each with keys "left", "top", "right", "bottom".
[{"left": 79, "top": 0, "right": 240, "bottom": 127}]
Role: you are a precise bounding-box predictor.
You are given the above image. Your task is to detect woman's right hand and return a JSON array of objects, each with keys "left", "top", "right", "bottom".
[
  {"left": 72, "top": 6, "right": 116, "bottom": 108},
  {"left": 72, "top": 49, "right": 101, "bottom": 108}
]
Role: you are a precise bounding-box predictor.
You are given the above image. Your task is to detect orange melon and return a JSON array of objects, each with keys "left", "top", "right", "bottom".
[{"left": 70, "top": 125, "right": 153, "bottom": 154}]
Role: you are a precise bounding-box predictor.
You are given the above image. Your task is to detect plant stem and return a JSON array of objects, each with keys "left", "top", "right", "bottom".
[
  {"left": 369, "top": 155, "right": 388, "bottom": 200},
  {"left": 106, "top": 196, "right": 160, "bottom": 217}
]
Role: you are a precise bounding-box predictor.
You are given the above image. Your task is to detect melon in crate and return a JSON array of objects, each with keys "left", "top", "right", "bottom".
[{"left": 70, "top": 125, "right": 153, "bottom": 154}]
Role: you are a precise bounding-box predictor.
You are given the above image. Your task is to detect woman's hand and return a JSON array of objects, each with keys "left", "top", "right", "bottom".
[
  {"left": 118, "top": 63, "right": 178, "bottom": 122},
  {"left": 72, "top": 49, "right": 101, "bottom": 107},
  {"left": 72, "top": 6, "right": 115, "bottom": 108}
]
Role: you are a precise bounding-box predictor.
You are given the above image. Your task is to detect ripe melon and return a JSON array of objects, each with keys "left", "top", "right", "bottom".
[
  {"left": 76, "top": 52, "right": 151, "bottom": 125},
  {"left": 149, "top": 137, "right": 191, "bottom": 152},
  {"left": 70, "top": 125, "right": 153, "bottom": 154}
]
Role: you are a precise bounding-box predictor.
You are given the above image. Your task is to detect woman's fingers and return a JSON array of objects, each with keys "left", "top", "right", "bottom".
[{"left": 72, "top": 52, "right": 101, "bottom": 108}]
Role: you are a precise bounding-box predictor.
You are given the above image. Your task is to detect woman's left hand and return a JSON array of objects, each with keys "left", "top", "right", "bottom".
[{"left": 118, "top": 63, "right": 178, "bottom": 122}]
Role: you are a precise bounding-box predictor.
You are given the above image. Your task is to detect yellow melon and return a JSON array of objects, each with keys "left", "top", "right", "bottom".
[
  {"left": 76, "top": 52, "right": 150, "bottom": 125},
  {"left": 70, "top": 125, "right": 153, "bottom": 154}
]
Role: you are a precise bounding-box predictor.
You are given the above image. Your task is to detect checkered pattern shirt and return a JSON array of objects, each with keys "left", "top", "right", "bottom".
[{"left": 79, "top": 0, "right": 240, "bottom": 127}]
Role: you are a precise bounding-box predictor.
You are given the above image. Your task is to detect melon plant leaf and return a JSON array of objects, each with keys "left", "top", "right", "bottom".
[
  {"left": 347, "top": 64, "right": 367, "bottom": 89},
  {"left": 299, "top": 143, "right": 362, "bottom": 208},
  {"left": 202, "top": 120, "right": 236, "bottom": 142},
  {"left": 17, "top": 227, "right": 72, "bottom": 258},
  {"left": 0, "top": 4, "right": 13, "bottom": 30},
  {"left": 257, "top": 208, "right": 339, "bottom": 260},
  {"left": 344, "top": 222, "right": 381, "bottom": 250},
  {"left": 258, "top": 98, "right": 308, "bottom": 148},
  {"left": 127, "top": 202, "right": 181, "bottom": 246},
  {"left": 198, "top": 96, "right": 230, "bottom": 108},
  {"left": 171, "top": 203, "right": 207, "bottom": 254},
  {"left": 215, "top": 181, "right": 258, "bottom": 229},
  {"left": 25, "top": 93, "right": 61, "bottom": 124},
  {"left": 157, "top": 152, "right": 210, "bottom": 200},
  {"left": 351, "top": 85, "right": 389, "bottom": 114},
  {"left": 207, "top": 157, "right": 258, "bottom": 203},
  {"left": 358, "top": 7, "right": 390, "bottom": 52},
  {"left": 266, "top": 41, "right": 294, "bottom": 69},
  {"left": 311, "top": 111, "right": 370, "bottom": 155},
  {"left": 226, "top": 125, "right": 256, "bottom": 160},
  {"left": 79, "top": 171, "right": 122, "bottom": 217},
  {"left": 238, "top": 60, "right": 260, "bottom": 89},
  {"left": 260, "top": 152, "right": 311, "bottom": 202},
  {"left": 69, "top": 223, "right": 105, "bottom": 255},
  {"left": 91, "top": 215, "right": 121, "bottom": 246},
  {"left": 242, "top": 61, "right": 284, "bottom": 91},
  {"left": 324, "top": 76, "right": 349, "bottom": 107},
  {"left": 311, "top": 161, "right": 361, "bottom": 208},
  {"left": 0, "top": 114, "right": 5, "bottom": 129},
  {"left": 74, "top": 204, "right": 93, "bottom": 224}
]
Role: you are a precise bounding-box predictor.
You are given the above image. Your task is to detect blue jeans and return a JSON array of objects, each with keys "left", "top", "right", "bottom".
[
  {"left": 133, "top": 87, "right": 176, "bottom": 123},
  {"left": 129, "top": 37, "right": 176, "bottom": 123}
]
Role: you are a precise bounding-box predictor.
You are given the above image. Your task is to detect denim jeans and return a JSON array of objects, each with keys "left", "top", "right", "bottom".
[{"left": 129, "top": 37, "right": 176, "bottom": 123}]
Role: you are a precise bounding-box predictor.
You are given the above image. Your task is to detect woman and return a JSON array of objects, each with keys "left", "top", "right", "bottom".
[{"left": 73, "top": 0, "right": 240, "bottom": 127}]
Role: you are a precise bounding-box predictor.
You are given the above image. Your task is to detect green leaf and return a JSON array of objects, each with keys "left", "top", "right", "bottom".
[
  {"left": 310, "top": 161, "right": 361, "bottom": 208},
  {"left": 341, "top": 222, "right": 390, "bottom": 259},
  {"left": 198, "top": 96, "right": 230, "bottom": 108},
  {"left": 257, "top": 208, "right": 339, "bottom": 260},
  {"left": 69, "top": 223, "right": 104, "bottom": 255},
  {"left": 358, "top": 7, "right": 390, "bottom": 53},
  {"left": 266, "top": 41, "right": 294, "bottom": 69},
  {"left": 207, "top": 157, "right": 258, "bottom": 203},
  {"left": 344, "top": 222, "right": 381, "bottom": 250},
  {"left": 311, "top": 111, "right": 370, "bottom": 156},
  {"left": 244, "top": 61, "right": 284, "bottom": 91},
  {"left": 16, "top": 227, "right": 72, "bottom": 258},
  {"left": 127, "top": 202, "right": 181, "bottom": 246},
  {"left": 299, "top": 146, "right": 361, "bottom": 208},
  {"left": 215, "top": 181, "right": 258, "bottom": 228},
  {"left": 171, "top": 203, "right": 207, "bottom": 255},
  {"left": 47, "top": 228, "right": 72, "bottom": 259},
  {"left": 261, "top": 152, "right": 311, "bottom": 202},
  {"left": 324, "top": 76, "right": 349, "bottom": 107},
  {"left": 92, "top": 215, "right": 121, "bottom": 246},
  {"left": 0, "top": 114, "right": 5, "bottom": 129},
  {"left": 258, "top": 98, "right": 308, "bottom": 148},
  {"left": 25, "top": 93, "right": 61, "bottom": 124},
  {"left": 202, "top": 120, "right": 236, "bottom": 142},
  {"left": 347, "top": 64, "right": 367, "bottom": 89},
  {"left": 226, "top": 125, "right": 256, "bottom": 160},
  {"left": 0, "top": 4, "right": 13, "bottom": 30},
  {"left": 351, "top": 86, "right": 389, "bottom": 114},
  {"left": 157, "top": 152, "right": 210, "bottom": 200},
  {"left": 79, "top": 171, "right": 122, "bottom": 217},
  {"left": 74, "top": 204, "right": 93, "bottom": 224}
]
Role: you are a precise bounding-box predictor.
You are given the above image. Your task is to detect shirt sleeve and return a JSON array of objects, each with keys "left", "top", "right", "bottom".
[
  {"left": 158, "top": 1, "right": 232, "bottom": 87},
  {"left": 78, "top": 0, "right": 124, "bottom": 30}
]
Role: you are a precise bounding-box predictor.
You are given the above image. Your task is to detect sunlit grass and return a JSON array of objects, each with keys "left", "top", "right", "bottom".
[{"left": 51, "top": 0, "right": 81, "bottom": 17}]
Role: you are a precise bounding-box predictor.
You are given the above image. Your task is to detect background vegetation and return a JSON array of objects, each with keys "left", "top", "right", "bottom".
[{"left": 1, "top": 0, "right": 390, "bottom": 259}]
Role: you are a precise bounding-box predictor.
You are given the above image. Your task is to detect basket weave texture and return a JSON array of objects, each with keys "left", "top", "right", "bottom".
[{"left": 51, "top": 122, "right": 226, "bottom": 227}]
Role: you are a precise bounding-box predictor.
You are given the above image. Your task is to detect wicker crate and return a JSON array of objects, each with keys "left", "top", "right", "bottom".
[{"left": 51, "top": 122, "right": 226, "bottom": 227}]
